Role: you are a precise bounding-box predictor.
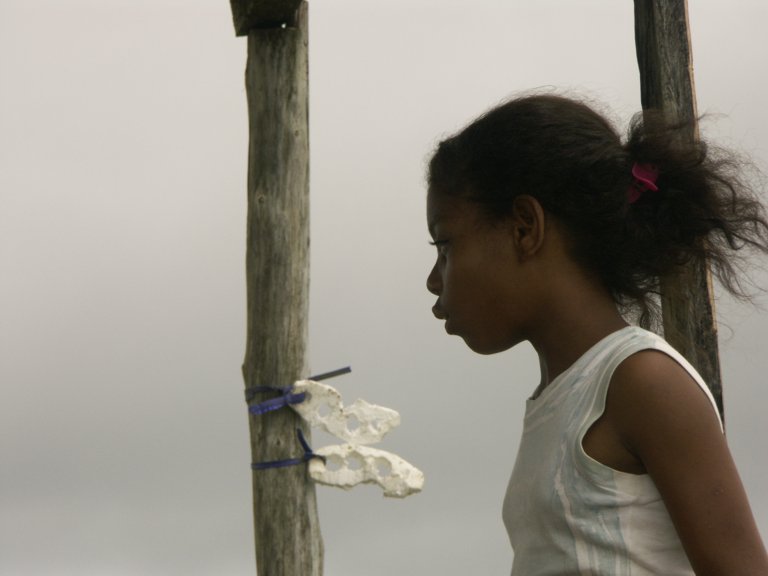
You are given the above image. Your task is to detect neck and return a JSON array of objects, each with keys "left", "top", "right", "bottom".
[
  {"left": 515, "top": 214, "right": 629, "bottom": 392},
  {"left": 529, "top": 280, "right": 627, "bottom": 392}
]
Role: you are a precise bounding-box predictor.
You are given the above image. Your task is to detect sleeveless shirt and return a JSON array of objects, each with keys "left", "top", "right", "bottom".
[{"left": 502, "top": 326, "right": 722, "bottom": 575}]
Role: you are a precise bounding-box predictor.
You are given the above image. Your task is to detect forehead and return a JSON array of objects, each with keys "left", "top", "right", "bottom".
[{"left": 427, "top": 191, "right": 482, "bottom": 236}]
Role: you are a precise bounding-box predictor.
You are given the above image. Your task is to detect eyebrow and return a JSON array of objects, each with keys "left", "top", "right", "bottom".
[
  {"left": 428, "top": 206, "right": 453, "bottom": 238},
  {"left": 427, "top": 206, "right": 447, "bottom": 239}
]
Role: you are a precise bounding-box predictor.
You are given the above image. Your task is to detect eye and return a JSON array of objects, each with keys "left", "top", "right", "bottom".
[{"left": 429, "top": 239, "right": 449, "bottom": 256}]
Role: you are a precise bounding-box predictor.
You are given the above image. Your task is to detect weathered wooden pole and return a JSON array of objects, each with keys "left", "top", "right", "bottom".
[
  {"left": 634, "top": 0, "right": 724, "bottom": 421},
  {"left": 229, "top": 1, "right": 323, "bottom": 574}
]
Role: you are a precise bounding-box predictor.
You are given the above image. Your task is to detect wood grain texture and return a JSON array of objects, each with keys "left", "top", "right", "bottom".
[
  {"left": 242, "top": 3, "right": 324, "bottom": 574},
  {"left": 634, "top": 0, "right": 724, "bottom": 421},
  {"left": 230, "top": 0, "right": 303, "bottom": 35}
]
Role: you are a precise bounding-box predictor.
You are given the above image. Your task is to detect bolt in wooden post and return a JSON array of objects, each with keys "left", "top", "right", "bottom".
[
  {"left": 634, "top": 0, "right": 724, "bottom": 422},
  {"left": 229, "top": 1, "right": 323, "bottom": 574}
]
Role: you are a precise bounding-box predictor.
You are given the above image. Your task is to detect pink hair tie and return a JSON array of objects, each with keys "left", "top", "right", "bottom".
[{"left": 628, "top": 162, "right": 659, "bottom": 204}]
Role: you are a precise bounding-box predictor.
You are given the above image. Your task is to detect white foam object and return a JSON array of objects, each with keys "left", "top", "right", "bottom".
[
  {"left": 291, "top": 379, "right": 401, "bottom": 445},
  {"left": 308, "top": 444, "right": 425, "bottom": 498}
]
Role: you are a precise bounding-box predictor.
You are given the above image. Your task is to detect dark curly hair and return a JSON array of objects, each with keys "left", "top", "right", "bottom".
[{"left": 427, "top": 94, "right": 768, "bottom": 326}]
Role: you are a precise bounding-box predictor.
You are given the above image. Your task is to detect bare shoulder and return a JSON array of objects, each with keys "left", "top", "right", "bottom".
[
  {"left": 608, "top": 349, "right": 768, "bottom": 575},
  {"left": 606, "top": 349, "right": 725, "bottom": 481},
  {"left": 587, "top": 349, "right": 722, "bottom": 475},
  {"left": 607, "top": 349, "right": 722, "bottom": 441}
]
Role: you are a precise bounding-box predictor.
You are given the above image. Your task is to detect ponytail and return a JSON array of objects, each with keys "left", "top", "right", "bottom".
[{"left": 619, "top": 111, "right": 768, "bottom": 321}]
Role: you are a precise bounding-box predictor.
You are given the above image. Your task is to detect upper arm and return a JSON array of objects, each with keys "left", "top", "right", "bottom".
[{"left": 609, "top": 351, "right": 768, "bottom": 575}]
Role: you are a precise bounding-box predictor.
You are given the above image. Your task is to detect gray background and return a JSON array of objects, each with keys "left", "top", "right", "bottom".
[{"left": 1, "top": 1, "right": 766, "bottom": 574}]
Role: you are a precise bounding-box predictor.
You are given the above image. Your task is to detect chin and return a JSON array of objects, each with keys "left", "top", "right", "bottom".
[{"left": 462, "top": 336, "right": 516, "bottom": 356}]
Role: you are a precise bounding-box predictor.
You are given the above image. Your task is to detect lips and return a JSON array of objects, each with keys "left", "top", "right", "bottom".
[{"left": 432, "top": 304, "right": 446, "bottom": 320}]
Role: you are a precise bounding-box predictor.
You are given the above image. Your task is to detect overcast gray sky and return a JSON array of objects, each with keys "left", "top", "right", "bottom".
[{"left": 2, "top": 1, "right": 767, "bottom": 575}]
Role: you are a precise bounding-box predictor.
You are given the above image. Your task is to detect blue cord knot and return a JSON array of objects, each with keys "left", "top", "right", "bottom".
[{"left": 246, "top": 385, "right": 306, "bottom": 416}]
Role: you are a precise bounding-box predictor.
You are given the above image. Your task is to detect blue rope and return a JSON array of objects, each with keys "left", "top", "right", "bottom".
[
  {"left": 308, "top": 366, "right": 352, "bottom": 382},
  {"left": 247, "top": 387, "right": 306, "bottom": 415},
  {"left": 251, "top": 429, "right": 325, "bottom": 471},
  {"left": 244, "top": 366, "right": 351, "bottom": 413}
]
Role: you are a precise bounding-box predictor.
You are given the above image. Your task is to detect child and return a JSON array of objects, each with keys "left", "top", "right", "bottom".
[{"left": 425, "top": 93, "right": 768, "bottom": 575}]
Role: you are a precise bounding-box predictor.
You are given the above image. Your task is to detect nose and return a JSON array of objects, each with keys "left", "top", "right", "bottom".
[{"left": 426, "top": 262, "right": 441, "bottom": 295}]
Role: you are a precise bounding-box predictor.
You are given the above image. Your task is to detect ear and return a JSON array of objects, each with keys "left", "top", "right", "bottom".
[{"left": 510, "top": 195, "right": 546, "bottom": 258}]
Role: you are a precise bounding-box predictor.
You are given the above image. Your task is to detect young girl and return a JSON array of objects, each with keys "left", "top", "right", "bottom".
[{"left": 425, "top": 93, "right": 768, "bottom": 575}]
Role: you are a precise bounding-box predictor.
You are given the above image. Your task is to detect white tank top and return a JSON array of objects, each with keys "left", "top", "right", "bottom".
[{"left": 503, "top": 326, "right": 722, "bottom": 576}]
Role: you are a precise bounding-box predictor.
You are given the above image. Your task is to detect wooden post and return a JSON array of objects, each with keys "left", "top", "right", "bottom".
[
  {"left": 634, "top": 0, "right": 724, "bottom": 421},
  {"left": 229, "top": 1, "right": 323, "bottom": 574},
  {"left": 231, "top": 0, "right": 303, "bottom": 35}
]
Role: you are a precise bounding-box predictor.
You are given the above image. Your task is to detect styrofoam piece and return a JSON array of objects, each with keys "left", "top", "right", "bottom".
[
  {"left": 309, "top": 444, "right": 424, "bottom": 498},
  {"left": 291, "top": 379, "right": 400, "bottom": 445}
]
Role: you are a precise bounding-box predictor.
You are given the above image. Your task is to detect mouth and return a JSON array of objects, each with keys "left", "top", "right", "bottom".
[{"left": 432, "top": 304, "right": 446, "bottom": 321}]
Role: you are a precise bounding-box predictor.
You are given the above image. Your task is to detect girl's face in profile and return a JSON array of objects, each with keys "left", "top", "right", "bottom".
[{"left": 426, "top": 190, "right": 530, "bottom": 355}]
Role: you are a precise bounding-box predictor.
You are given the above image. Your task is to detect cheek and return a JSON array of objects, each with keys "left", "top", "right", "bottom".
[
  {"left": 441, "top": 262, "right": 464, "bottom": 299},
  {"left": 442, "top": 263, "right": 483, "bottom": 313}
]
